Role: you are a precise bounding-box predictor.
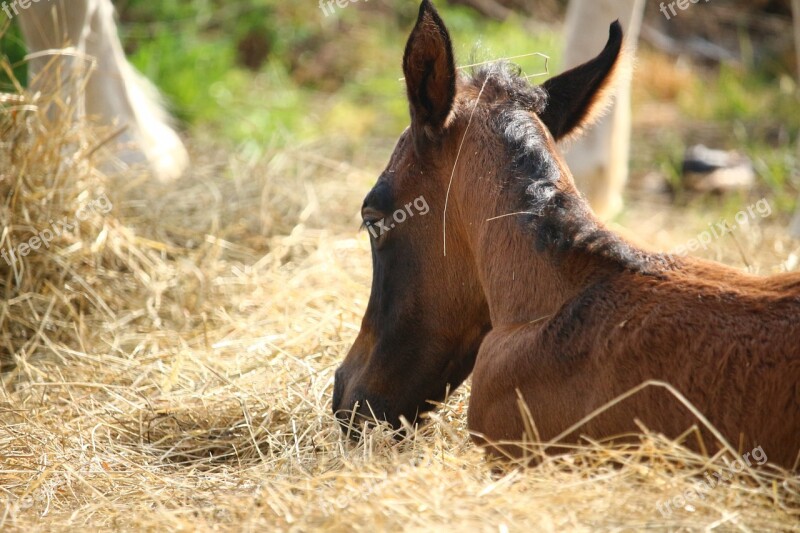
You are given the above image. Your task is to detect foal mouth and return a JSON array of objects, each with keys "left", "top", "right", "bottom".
[
  {"left": 333, "top": 407, "right": 403, "bottom": 441},
  {"left": 333, "top": 398, "right": 426, "bottom": 441}
]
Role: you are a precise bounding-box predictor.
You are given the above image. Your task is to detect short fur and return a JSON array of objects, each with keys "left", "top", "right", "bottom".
[{"left": 333, "top": 1, "right": 800, "bottom": 469}]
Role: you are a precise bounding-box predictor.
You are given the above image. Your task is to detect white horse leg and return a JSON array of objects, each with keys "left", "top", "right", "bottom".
[
  {"left": 85, "top": 0, "right": 188, "bottom": 181},
  {"left": 17, "top": 0, "right": 91, "bottom": 125},
  {"left": 559, "top": 0, "right": 645, "bottom": 220},
  {"left": 18, "top": 0, "right": 188, "bottom": 182}
]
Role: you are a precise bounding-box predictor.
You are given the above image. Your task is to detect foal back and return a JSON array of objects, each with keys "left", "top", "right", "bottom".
[{"left": 471, "top": 259, "right": 800, "bottom": 468}]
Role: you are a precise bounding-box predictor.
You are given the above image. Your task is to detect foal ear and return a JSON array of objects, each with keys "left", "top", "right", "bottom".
[
  {"left": 539, "top": 21, "right": 624, "bottom": 141},
  {"left": 403, "top": 0, "right": 456, "bottom": 144}
]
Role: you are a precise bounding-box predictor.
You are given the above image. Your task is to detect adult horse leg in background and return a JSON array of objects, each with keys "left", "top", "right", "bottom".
[
  {"left": 17, "top": 0, "right": 188, "bottom": 182},
  {"left": 16, "top": 0, "right": 90, "bottom": 125},
  {"left": 559, "top": 0, "right": 645, "bottom": 220},
  {"left": 791, "top": 0, "right": 800, "bottom": 237}
]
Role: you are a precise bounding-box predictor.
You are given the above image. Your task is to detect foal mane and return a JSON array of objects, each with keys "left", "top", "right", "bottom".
[{"left": 466, "top": 63, "right": 673, "bottom": 276}]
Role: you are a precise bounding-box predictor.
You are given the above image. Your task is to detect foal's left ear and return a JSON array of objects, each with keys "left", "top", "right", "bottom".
[
  {"left": 539, "top": 21, "right": 625, "bottom": 141},
  {"left": 403, "top": 0, "right": 456, "bottom": 146}
]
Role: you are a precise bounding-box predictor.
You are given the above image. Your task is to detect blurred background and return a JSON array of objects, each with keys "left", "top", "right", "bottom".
[{"left": 1, "top": 0, "right": 799, "bottom": 231}]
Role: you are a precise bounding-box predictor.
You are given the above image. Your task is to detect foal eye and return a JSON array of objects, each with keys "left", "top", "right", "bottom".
[
  {"left": 361, "top": 209, "right": 383, "bottom": 228},
  {"left": 362, "top": 219, "right": 383, "bottom": 240},
  {"left": 361, "top": 208, "right": 390, "bottom": 243}
]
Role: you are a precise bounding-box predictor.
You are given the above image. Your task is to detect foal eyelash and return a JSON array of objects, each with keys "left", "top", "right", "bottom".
[{"left": 359, "top": 220, "right": 378, "bottom": 232}]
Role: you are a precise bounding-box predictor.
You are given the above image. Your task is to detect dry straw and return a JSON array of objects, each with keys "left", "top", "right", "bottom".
[{"left": 1, "top": 42, "right": 798, "bottom": 532}]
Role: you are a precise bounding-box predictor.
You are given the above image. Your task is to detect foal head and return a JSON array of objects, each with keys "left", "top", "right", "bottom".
[{"left": 333, "top": 0, "right": 625, "bottom": 432}]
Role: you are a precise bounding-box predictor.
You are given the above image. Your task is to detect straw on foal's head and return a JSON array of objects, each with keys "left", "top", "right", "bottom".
[{"left": 333, "top": 0, "right": 645, "bottom": 434}]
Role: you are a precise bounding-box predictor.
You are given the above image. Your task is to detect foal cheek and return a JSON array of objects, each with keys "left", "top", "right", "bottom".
[
  {"left": 332, "top": 367, "right": 347, "bottom": 413},
  {"left": 344, "top": 328, "right": 378, "bottom": 369}
]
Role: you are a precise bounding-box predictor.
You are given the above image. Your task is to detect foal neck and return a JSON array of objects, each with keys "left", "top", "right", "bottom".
[
  {"left": 452, "top": 137, "right": 664, "bottom": 327},
  {"left": 462, "top": 198, "right": 612, "bottom": 325}
]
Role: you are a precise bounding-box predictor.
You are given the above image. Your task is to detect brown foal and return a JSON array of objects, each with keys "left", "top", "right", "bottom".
[{"left": 332, "top": 0, "right": 800, "bottom": 468}]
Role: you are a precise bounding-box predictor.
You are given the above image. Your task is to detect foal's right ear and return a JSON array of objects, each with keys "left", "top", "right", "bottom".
[
  {"left": 538, "top": 21, "right": 624, "bottom": 141},
  {"left": 403, "top": 0, "right": 456, "bottom": 147}
]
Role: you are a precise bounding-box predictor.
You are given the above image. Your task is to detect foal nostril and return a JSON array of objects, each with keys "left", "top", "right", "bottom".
[{"left": 331, "top": 366, "right": 398, "bottom": 435}]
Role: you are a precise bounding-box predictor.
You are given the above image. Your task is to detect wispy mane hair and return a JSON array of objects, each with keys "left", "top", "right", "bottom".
[{"left": 463, "top": 62, "right": 673, "bottom": 276}]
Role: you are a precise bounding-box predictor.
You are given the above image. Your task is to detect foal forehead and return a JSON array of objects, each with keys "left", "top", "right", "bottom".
[
  {"left": 455, "top": 87, "right": 542, "bottom": 128},
  {"left": 362, "top": 129, "right": 413, "bottom": 211},
  {"left": 389, "top": 127, "right": 412, "bottom": 164}
]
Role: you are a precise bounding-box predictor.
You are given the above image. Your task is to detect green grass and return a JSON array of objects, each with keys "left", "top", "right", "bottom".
[{"left": 0, "top": 21, "right": 26, "bottom": 89}]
